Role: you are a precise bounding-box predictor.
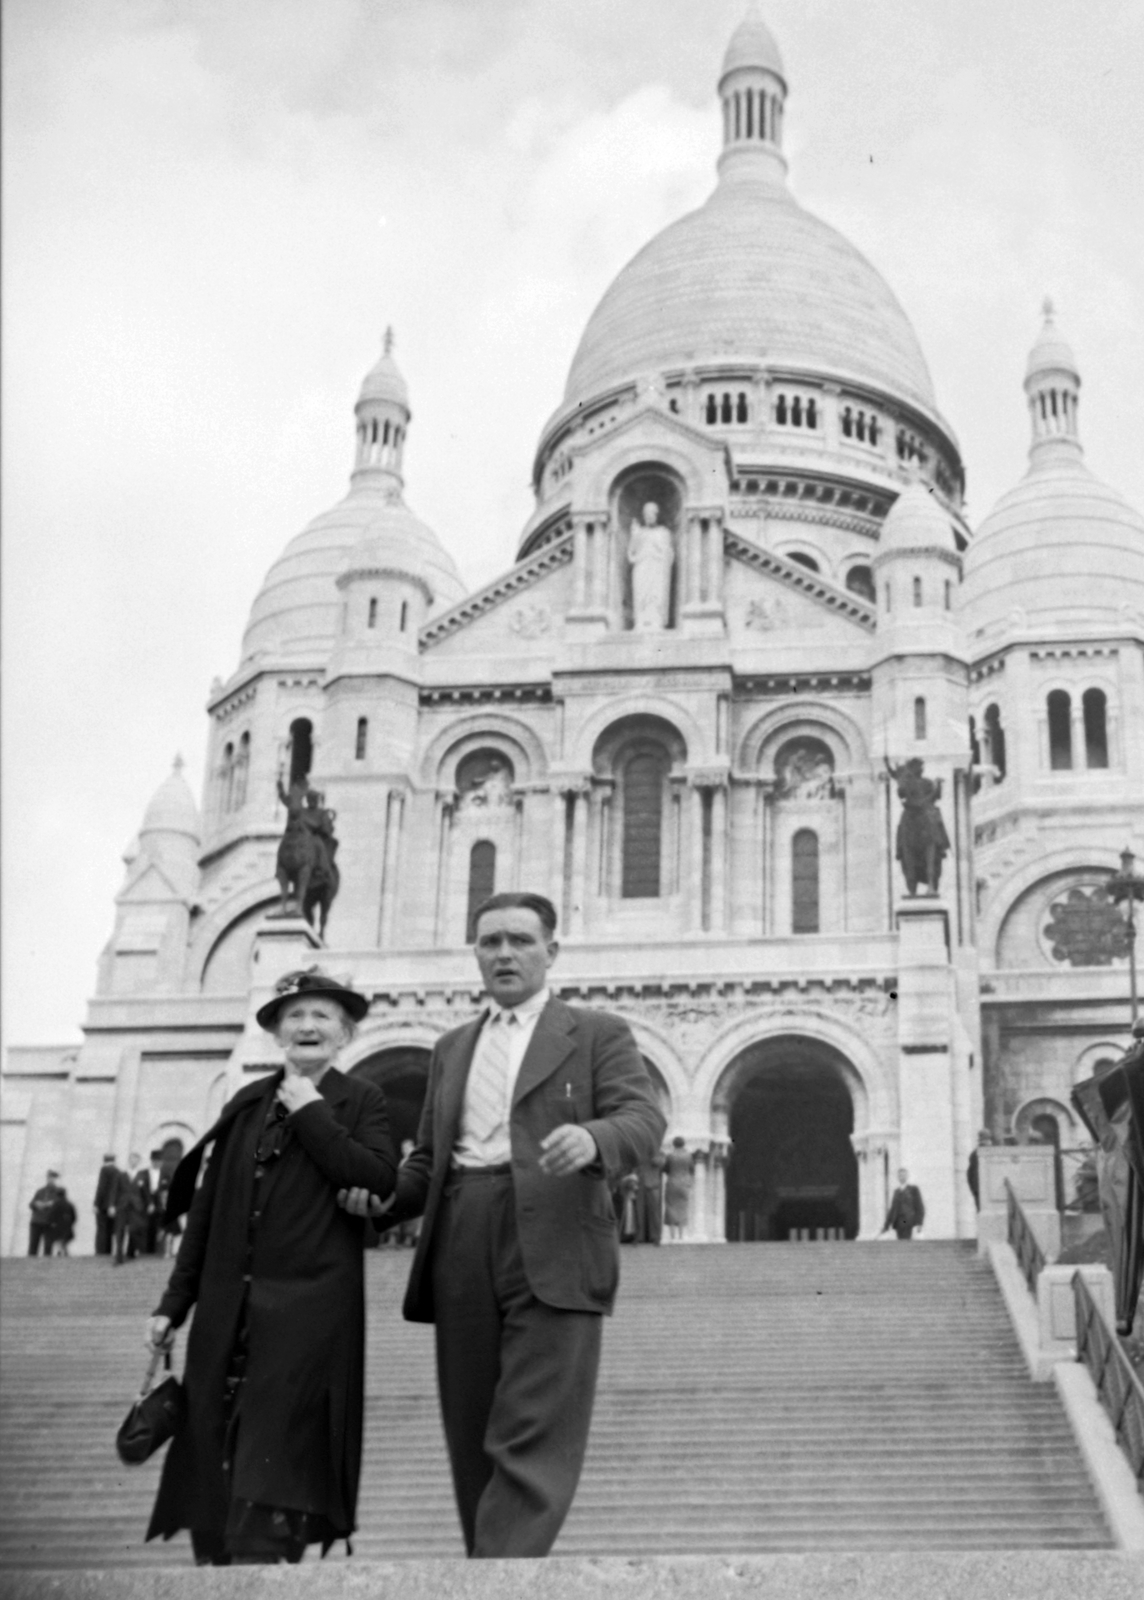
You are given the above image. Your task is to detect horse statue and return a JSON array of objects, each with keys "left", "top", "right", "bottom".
[
  {"left": 885, "top": 757, "right": 951, "bottom": 895},
  {"left": 276, "top": 778, "right": 341, "bottom": 938}
]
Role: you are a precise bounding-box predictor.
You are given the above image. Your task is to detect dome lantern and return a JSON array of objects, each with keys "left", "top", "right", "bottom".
[
  {"left": 1024, "top": 299, "right": 1083, "bottom": 469},
  {"left": 717, "top": 5, "right": 788, "bottom": 186},
  {"left": 352, "top": 328, "right": 411, "bottom": 493}
]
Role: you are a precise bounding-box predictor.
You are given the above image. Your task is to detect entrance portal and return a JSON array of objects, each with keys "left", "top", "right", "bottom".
[
  {"left": 350, "top": 1046, "right": 431, "bottom": 1248},
  {"left": 723, "top": 1037, "right": 859, "bottom": 1241}
]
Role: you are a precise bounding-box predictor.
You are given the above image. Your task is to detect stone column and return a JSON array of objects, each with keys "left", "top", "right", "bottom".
[
  {"left": 378, "top": 787, "right": 405, "bottom": 946},
  {"left": 433, "top": 791, "right": 457, "bottom": 945},
  {"left": 552, "top": 787, "right": 570, "bottom": 926},
  {"left": 709, "top": 778, "right": 728, "bottom": 932},
  {"left": 564, "top": 780, "right": 591, "bottom": 937},
  {"left": 709, "top": 1141, "right": 730, "bottom": 1243},
  {"left": 680, "top": 509, "right": 726, "bottom": 635},
  {"left": 567, "top": 512, "right": 610, "bottom": 635},
  {"left": 687, "top": 782, "right": 706, "bottom": 932},
  {"left": 689, "top": 1144, "right": 710, "bottom": 1242},
  {"left": 511, "top": 787, "right": 525, "bottom": 890}
]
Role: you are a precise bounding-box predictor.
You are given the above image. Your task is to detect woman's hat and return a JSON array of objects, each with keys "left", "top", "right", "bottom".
[{"left": 255, "top": 966, "right": 370, "bottom": 1031}]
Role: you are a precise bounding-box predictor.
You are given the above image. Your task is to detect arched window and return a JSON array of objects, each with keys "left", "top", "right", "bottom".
[
  {"left": 466, "top": 841, "right": 496, "bottom": 941},
  {"left": 789, "top": 552, "right": 819, "bottom": 573},
  {"left": 912, "top": 576, "right": 923, "bottom": 607},
  {"left": 842, "top": 407, "right": 853, "bottom": 438},
  {"left": 736, "top": 392, "right": 748, "bottom": 423},
  {"left": 745, "top": 89, "right": 754, "bottom": 137},
  {"left": 400, "top": 600, "right": 409, "bottom": 632},
  {"left": 370, "top": 419, "right": 378, "bottom": 445},
  {"left": 845, "top": 565, "right": 875, "bottom": 602},
  {"left": 706, "top": 395, "right": 717, "bottom": 424},
  {"left": 806, "top": 399, "right": 818, "bottom": 429},
  {"left": 1047, "top": 690, "right": 1072, "bottom": 770},
  {"left": 791, "top": 830, "right": 820, "bottom": 934},
  {"left": 944, "top": 580, "right": 952, "bottom": 610},
  {"left": 367, "top": 597, "right": 378, "bottom": 628},
  {"left": 856, "top": 411, "right": 867, "bottom": 442},
  {"left": 355, "top": 717, "right": 368, "bottom": 760},
  {"left": 721, "top": 393, "right": 733, "bottom": 423},
  {"left": 233, "top": 732, "right": 250, "bottom": 808},
  {"left": 914, "top": 697, "right": 927, "bottom": 740},
  {"left": 288, "top": 718, "right": 313, "bottom": 786},
  {"left": 221, "top": 742, "right": 235, "bottom": 812},
  {"left": 983, "top": 703, "right": 1006, "bottom": 781},
  {"left": 776, "top": 395, "right": 788, "bottom": 425},
  {"left": 622, "top": 749, "right": 668, "bottom": 898},
  {"left": 791, "top": 397, "right": 803, "bottom": 426},
  {"left": 1083, "top": 688, "right": 1109, "bottom": 768},
  {"left": 869, "top": 418, "right": 880, "bottom": 446}
]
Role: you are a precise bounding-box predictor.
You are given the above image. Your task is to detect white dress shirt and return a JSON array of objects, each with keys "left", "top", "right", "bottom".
[{"left": 453, "top": 986, "right": 551, "bottom": 1168}]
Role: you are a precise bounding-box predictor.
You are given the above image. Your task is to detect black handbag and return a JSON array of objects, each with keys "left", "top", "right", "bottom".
[{"left": 116, "top": 1344, "right": 187, "bottom": 1465}]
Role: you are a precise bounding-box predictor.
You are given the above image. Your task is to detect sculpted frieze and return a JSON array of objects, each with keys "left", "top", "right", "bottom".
[{"left": 611, "top": 988, "right": 894, "bottom": 1063}]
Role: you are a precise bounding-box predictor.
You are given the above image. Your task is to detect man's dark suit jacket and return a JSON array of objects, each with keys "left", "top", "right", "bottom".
[
  {"left": 393, "top": 995, "right": 665, "bottom": 1322},
  {"left": 884, "top": 1183, "right": 925, "bottom": 1234}
]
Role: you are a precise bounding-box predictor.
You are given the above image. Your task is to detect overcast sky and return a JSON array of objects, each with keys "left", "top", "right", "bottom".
[{"left": 4, "top": 0, "right": 1143, "bottom": 1048}]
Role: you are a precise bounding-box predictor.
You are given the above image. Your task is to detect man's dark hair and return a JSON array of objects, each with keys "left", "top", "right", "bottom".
[{"left": 472, "top": 891, "right": 558, "bottom": 939}]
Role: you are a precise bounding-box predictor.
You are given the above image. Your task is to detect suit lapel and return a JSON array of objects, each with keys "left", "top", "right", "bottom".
[
  {"left": 438, "top": 1014, "right": 486, "bottom": 1155},
  {"left": 512, "top": 996, "right": 576, "bottom": 1108}
]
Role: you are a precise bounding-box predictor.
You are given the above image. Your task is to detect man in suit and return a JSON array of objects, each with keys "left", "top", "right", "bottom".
[
  {"left": 882, "top": 1167, "right": 925, "bottom": 1240},
  {"left": 341, "top": 890, "right": 665, "bottom": 1558},
  {"left": 113, "top": 1152, "right": 150, "bottom": 1263},
  {"left": 93, "top": 1154, "right": 120, "bottom": 1256}
]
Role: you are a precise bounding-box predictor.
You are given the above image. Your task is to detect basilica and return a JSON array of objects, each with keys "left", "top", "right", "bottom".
[{"left": 5, "top": 9, "right": 1142, "bottom": 1254}]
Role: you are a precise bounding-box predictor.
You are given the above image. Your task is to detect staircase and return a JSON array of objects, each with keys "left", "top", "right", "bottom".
[{"left": 0, "top": 1242, "right": 1112, "bottom": 1569}]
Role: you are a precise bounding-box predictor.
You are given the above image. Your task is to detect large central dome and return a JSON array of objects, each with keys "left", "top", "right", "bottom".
[
  {"left": 564, "top": 179, "right": 936, "bottom": 416},
  {"left": 562, "top": 7, "right": 936, "bottom": 422}
]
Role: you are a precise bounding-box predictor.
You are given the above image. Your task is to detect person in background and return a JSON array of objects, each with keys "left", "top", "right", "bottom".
[
  {"left": 882, "top": 1167, "right": 926, "bottom": 1240},
  {"left": 94, "top": 1154, "right": 120, "bottom": 1256},
  {"left": 966, "top": 1129, "right": 993, "bottom": 1213},
  {"left": 28, "top": 1170, "right": 62, "bottom": 1257},
  {"left": 635, "top": 1151, "right": 665, "bottom": 1245},
  {"left": 662, "top": 1137, "right": 694, "bottom": 1242},
  {"left": 146, "top": 1151, "right": 165, "bottom": 1253},
  {"left": 49, "top": 1186, "right": 77, "bottom": 1255},
  {"left": 113, "top": 1153, "right": 149, "bottom": 1265}
]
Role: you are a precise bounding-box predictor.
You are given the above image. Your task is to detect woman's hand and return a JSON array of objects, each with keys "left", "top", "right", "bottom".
[
  {"left": 146, "top": 1314, "right": 174, "bottom": 1352},
  {"left": 277, "top": 1072, "right": 323, "bottom": 1115}
]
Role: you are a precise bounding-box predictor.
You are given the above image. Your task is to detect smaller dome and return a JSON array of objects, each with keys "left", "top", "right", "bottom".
[
  {"left": 721, "top": 5, "right": 785, "bottom": 81},
  {"left": 339, "top": 505, "right": 457, "bottom": 594},
  {"left": 1026, "top": 299, "right": 1078, "bottom": 382},
  {"left": 140, "top": 757, "right": 200, "bottom": 842},
  {"left": 359, "top": 329, "right": 409, "bottom": 409},
  {"left": 875, "top": 480, "right": 957, "bottom": 560}
]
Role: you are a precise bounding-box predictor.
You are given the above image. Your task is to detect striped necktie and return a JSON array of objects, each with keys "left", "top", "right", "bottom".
[{"left": 465, "top": 1010, "right": 517, "bottom": 1147}]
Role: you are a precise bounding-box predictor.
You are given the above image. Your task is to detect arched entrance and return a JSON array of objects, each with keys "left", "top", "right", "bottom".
[
  {"left": 350, "top": 1046, "right": 431, "bottom": 1152},
  {"left": 722, "top": 1037, "right": 859, "bottom": 1241}
]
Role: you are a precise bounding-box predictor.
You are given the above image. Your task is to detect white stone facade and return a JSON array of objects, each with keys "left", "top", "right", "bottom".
[{"left": 5, "top": 15, "right": 1142, "bottom": 1255}]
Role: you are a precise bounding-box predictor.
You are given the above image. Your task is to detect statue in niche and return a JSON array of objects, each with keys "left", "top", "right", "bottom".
[
  {"left": 627, "top": 501, "right": 675, "bottom": 631},
  {"left": 777, "top": 742, "right": 835, "bottom": 801},
  {"left": 885, "top": 757, "right": 950, "bottom": 896},
  {"left": 458, "top": 752, "right": 514, "bottom": 812}
]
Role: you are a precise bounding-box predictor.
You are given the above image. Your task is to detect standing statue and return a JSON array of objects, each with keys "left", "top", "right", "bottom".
[
  {"left": 885, "top": 757, "right": 951, "bottom": 895},
  {"left": 627, "top": 501, "right": 674, "bottom": 631},
  {"left": 275, "top": 776, "right": 341, "bottom": 937}
]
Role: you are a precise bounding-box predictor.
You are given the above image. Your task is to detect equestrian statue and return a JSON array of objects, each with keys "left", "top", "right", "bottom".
[
  {"left": 885, "top": 757, "right": 951, "bottom": 896},
  {"left": 275, "top": 776, "right": 341, "bottom": 937}
]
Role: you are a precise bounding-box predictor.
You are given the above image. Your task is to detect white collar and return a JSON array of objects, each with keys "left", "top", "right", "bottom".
[{"left": 488, "top": 986, "right": 550, "bottom": 1023}]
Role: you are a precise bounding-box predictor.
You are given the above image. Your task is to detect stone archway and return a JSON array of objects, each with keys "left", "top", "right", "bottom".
[{"left": 720, "top": 1036, "right": 859, "bottom": 1242}]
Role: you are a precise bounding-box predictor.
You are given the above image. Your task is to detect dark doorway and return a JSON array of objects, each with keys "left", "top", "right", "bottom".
[
  {"left": 350, "top": 1046, "right": 431, "bottom": 1246},
  {"left": 724, "top": 1038, "right": 858, "bottom": 1241}
]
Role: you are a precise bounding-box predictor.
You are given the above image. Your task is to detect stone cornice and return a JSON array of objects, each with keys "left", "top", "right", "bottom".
[
  {"left": 419, "top": 534, "right": 574, "bottom": 651},
  {"left": 724, "top": 532, "right": 876, "bottom": 631},
  {"left": 419, "top": 683, "right": 554, "bottom": 707},
  {"left": 733, "top": 671, "right": 872, "bottom": 697}
]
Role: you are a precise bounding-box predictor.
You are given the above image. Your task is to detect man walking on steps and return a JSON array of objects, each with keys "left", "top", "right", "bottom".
[
  {"left": 340, "top": 890, "right": 665, "bottom": 1557},
  {"left": 882, "top": 1167, "right": 925, "bottom": 1240}
]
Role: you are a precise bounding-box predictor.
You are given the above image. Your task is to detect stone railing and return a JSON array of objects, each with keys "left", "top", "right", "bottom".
[
  {"left": 1006, "top": 1179, "right": 1047, "bottom": 1295},
  {"left": 1074, "top": 1270, "right": 1144, "bottom": 1489},
  {"left": 977, "top": 1144, "right": 1060, "bottom": 1259}
]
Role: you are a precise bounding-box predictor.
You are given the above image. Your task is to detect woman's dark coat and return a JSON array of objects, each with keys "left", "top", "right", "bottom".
[{"left": 147, "top": 1066, "right": 396, "bottom": 1545}]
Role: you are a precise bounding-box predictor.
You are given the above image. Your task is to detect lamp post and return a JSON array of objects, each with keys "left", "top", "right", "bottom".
[{"left": 1109, "top": 846, "right": 1144, "bottom": 1025}]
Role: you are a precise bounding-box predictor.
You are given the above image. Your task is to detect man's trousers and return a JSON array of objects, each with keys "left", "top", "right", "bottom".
[{"left": 430, "top": 1169, "right": 602, "bottom": 1558}]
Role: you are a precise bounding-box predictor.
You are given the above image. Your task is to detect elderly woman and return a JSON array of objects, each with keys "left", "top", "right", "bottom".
[{"left": 145, "top": 968, "right": 395, "bottom": 1566}]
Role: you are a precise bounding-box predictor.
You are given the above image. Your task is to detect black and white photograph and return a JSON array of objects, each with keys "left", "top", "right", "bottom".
[{"left": 3, "top": 0, "right": 1144, "bottom": 1588}]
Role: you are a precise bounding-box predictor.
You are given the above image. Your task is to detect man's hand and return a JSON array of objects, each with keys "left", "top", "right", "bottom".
[
  {"left": 277, "top": 1073, "right": 322, "bottom": 1114},
  {"left": 337, "top": 1187, "right": 395, "bottom": 1219},
  {"left": 146, "top": 1314, "right": 174, "bottom": 1353},
  {"left": 539, "top": 1124, "right": 598, "bottom": 1177}
]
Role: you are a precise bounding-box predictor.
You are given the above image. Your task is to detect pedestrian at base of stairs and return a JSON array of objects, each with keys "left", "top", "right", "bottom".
[
  {"left": 93, "top": 1154, "right": 120, "bottom": 1255},
  {"left": 881, "top": 1168, "right": 926, "bottom": 1240},
  {"left": 27, "top": 1170, "right": 61, "bottom": 1256},
  {"left": 663, "top": 1137, "right": 695, "bottom": 1241},
  {"left": 340, "top": 890, "right": 665, "bottom": 1559},
  {"left": 48, "top": 1187, "right": 77, "bottom": 1254}
]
